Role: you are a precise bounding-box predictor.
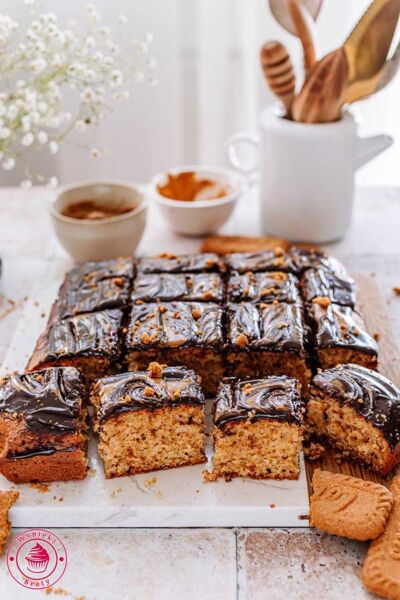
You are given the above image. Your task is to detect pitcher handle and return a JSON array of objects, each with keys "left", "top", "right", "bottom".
[
  {"left": 355, "top": 134, "right": 393, "bottom": 170},
  {"left": 226, "top": 132, "right": 260, "bottom": 181}
]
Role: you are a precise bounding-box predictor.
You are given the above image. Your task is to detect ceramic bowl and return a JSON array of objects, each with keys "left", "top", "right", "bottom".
[
  {"left": 50, "top": 181, "right": 147, "bottom": 262},
  {"left": 151, "top": 165, "right": 247, "bottom": 236}
]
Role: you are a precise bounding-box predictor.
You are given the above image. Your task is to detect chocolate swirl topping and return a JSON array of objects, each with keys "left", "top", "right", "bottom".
[
  {"left": 308, "top": 303, "right": 378, "bottom": 355},
  {"left": 31, "top": 309, "right": 123, "bottom": 364},
  {"left": 66, "top": 257, "right": 134, "bottom": 288},
  {"left": 131, "top": 273, "right": 224, "bottom": 303},
  {"left": 313, "top": 364, "right": 400, "bottom": 449},
  {"left": 227, "top": 301, "right": 306, "bottom": 355},
  {"left": 225, "top": 249, "right": 299, "bottom": 274},
  {"left": 55, "top": 277, "right": 131, "bottom": 320},
  {"left": 301, "top": 268, "right": 356, "bottom": 307},
  {"left": 228, "top": 271, "right": 299, "bottom": 303},
  {"left": 127, "top": 302, "right": 224, "bottom": 349},
  {"left": 94, "top": 366, "right": 204, "bottom": 422},
  {"left": 0, "top": 367, "right": 83, "bottom": 433},
  {"left": 214, "top": 376, "right": 303, "bottom": 428},
  {"left": 137, "top": 253, "right": 223, "bottom": 274}
]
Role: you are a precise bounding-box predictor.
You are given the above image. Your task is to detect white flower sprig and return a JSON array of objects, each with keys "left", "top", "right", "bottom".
[{"left": 0, "top": 5, "right": 156, "bottom": 187}]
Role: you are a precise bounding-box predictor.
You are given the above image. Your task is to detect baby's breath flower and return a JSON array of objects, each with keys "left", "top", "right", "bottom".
[
  {"left": 109, "top": 69, "right": 123, "bottom": 88},
  {"left": 0, "top": 127, "right": 11, "bottom": 140},
  {"left": 118, "top": 15, "right": 128, "bottom": 25},
  {"left": 37, "top": 131, "right": 48, "bottom": 144},
  {"left": 80, "top": 87, "right": 95, "bottom": 103},
  {"left": 74, "top": 120, "right": 86, "bottom": 132},
  {"left": 2, "top": 158, "right": 15, "bottom": 170},
  {"left": 49, "top": 140, "right": 59, "bottom": 154},
  {"left": 46, "top": 176, "right": 58, "bottom": 188},
  {"left": 21, "top": 132, "right": 34, "bottom": 146}
]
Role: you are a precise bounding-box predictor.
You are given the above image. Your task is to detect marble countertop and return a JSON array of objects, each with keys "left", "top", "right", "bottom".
[{"left": 0, "top": 185, "right": 399, "bottom": 599}]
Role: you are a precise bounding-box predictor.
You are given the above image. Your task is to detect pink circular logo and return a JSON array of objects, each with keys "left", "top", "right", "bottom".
[{"left": 7, "top": 529, "right": 67, "bottom": 590}]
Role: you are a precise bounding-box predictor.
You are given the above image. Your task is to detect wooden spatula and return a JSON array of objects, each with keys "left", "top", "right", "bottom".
[
  {"left": 344, "top": 0, "right": 400, "bottom": 103},
  {"left": 292, "top": 48, "right": 349, "bottom": 123},
  {"left": 260, "top": 41, "right": 296, "bottom": 115},
  {"left": 287, "top": 0, "right": 318, "bottom": 74},
  {"left": 269, "top": 0, "right": 322, "bottom": 35}
]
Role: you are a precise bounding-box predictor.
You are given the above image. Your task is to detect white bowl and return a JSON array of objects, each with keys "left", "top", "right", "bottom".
[
  {"left": 50, "top": 180, "right": 147, "bottom": 262},
  {"left": 151, "top": 165, "right": 247, "bottom": 236}
]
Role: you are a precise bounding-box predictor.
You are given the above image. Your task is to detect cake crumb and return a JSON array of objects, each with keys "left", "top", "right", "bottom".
[
  {"left": 269, "top": 503, "right": 276, "bottom": 509},
  {"left": 373, "top": 332, "right": 380, "bottom": 342},
  {"left": 144, "top": 476, "right": 157, "bottom": 488},
  {"left": 29, "top": 482, "right": 49, "bottom": 494},
  {"left": 312, "top": 296, "right": 331, "bottom": 307},
  {"left": 393, "top": 287, "right": 400, "bottom": 296},
  {"left": 203, "top": 470, "right": 218, "bottom": 483},
  {"left": 156, "top": 490, "right": 163, "bottom": 500},
  {"left": 88, "top": 468, "right": 97, "bottom": 478},
  {"left": 111, "top": 487, "right": 122, "bottom": 498},
  {"left": 303, "top": 441, "right": 326, "bottom": 461}
]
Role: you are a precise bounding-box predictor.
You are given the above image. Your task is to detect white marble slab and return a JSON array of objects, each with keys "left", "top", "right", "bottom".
[{"left": 1, "top": 259, "right": 309, "bottom": 528}]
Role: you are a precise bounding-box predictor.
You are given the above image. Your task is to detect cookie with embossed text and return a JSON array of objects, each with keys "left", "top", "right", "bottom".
[
  {"left": 310, "top": 470, "right": 394, "bottom": 541},
  {"left": 362, "top": 476, "right": 400, "bottom": 600}
]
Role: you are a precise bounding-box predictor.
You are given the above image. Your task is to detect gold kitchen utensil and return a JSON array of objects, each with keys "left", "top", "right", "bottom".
[
  {"left": 260, "top": 41, "right": 296, "bottom": 114},
  {"left": 292, "top": 48, "right": 348, "bottom": 123},
  {"left": 377, "top": 41, "right": 400, "bottom": 92},
  {"left": 269, "top": 0, "right": 322, "bottom": 35},
  {"left": 344, "top": 0, "right": 400, "bottom": 103},
  {"left": 287, "top": 0, "right": 317, "bottom": 74}
]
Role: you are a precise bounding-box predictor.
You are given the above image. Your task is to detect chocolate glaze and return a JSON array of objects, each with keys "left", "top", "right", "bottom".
[
  {"left": 30, "top": 309, "right": 123, "bottom": 365},
  {"left": 137, "top": 253, "right": 224, "bottom": 274},
  {"left": 225, "top": 249, "right": 299, "bottom": 274},
  {"left": 291, "top": 247, "right": 347, "bottom": 274},
  {"left": 214, "top": 376, "right": 303, "bottom": 428},
  {"left": 308, "top": 302, "right": 378, "bottom": 355},
  {"left": 55, "top": 277, "right": 130, "bottom": 320},
  {"left": 227, "top": 301, "right": 306, "bottom": 355},
  {"left": 312, "top": 364, "right": 400, "bottom": 449},
  {"left": 301, "top": 268, "right": 356, "bottom": 307},
  {"left": 131, "top": 273, "right": 224, "bottom": 303},
  {"left": 126, "top": 302, "right": 224, "bottom": 350},
  {"left": 228, "top": 271, "right": 299, "bottom": 303},
  {"left": 94, "top": 366, "right": 204, "bottom": 422},
  {"left": 0, "top": 367, "right": 83, "bottom": 433},
  {"left": 66, "top": 257, "right": 134, "bottom": 288}
]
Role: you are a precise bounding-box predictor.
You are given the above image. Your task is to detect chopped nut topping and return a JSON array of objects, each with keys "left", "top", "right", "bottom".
[
  {"left": 148, "top": 361, "right": 164, "bottom": 379},
  {"left": 140, "top": 332, "right": 151, "bottom": 344},
  {"left": 276, "top": 321, "right": 289, "bottom": 329},
  {"left": 312, "top": 296, "right": 331, "bottom": 307},
  {"left": 274, "top": 246, "right": 284, "bottom": 257},
  {"left": 135, "top": 299, "right": 144, "bottom": 305},
  {"left": 173, "top": 390, "right": 181, "bottom": 399},
  {"left": 203, "top": 290, "right": 213, "bottom": 300},
  {"left": 235, "top": 333, "right": 249, "bottom": 347},
  {"left": 192, "top": 307, "right": 201, "bottom": 319},
  {"left": 159, "top": 252, "right": 176, "bottom": 259},
  {"left": 242, "top": 383, "right": 252, "bottom": 395},
  {"left": 114, "top": 277, "right": 124, "bottom": 287},
  {"left": 144, "top": 386, "right": 155, "bottom": 397},
  {"left": 159, "top": 305, "right": 167, "bottom": 313}
]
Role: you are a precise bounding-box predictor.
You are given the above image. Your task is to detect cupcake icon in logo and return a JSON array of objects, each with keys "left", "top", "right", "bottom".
[{"left": 25, "top": 542, "right": 50, "bottom": 573}]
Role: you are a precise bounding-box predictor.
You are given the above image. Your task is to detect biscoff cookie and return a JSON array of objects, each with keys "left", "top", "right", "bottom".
[
  {"left": 362, "top": 476, "right": 400, "bottom": 600},
  {"left": 310, "top": 470, "right": 393, "bottom": 541},
  {"left": 200, "top": 234, "right": 291, "bottom": 255},
  {"left": 0, "top": 489, "right": 19, "bottom": 555}
]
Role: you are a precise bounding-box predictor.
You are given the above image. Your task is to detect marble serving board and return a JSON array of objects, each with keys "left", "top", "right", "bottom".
[{"left": 0, "top": 259, "right": 310, "bottom": 528}]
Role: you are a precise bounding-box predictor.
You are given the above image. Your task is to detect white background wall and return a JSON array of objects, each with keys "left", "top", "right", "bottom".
[{"left": 2, "top": 0, "right": 400, "bottom": 186}]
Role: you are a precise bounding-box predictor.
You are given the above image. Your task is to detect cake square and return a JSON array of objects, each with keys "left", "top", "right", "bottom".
[
  {"left": 306, "top": 364, "right": 400, "bottom": 475},
  {"left": 91, "top": 364, "right": 206, "bottom": 478},
  {"left": 228, "top": 271, "right": 299, "bottom": 303},
  {"left": 65, "top": 257, "right": 134, "bottom": 288},
  {"left": 131, "top": 272, "right": 224, "bottom": 303},
  {"left": 291, "top": 246, "right": 348, "bottom": 274},
  {"left": 224, "top": 248, "right": 299, "bottom": 274},
  {"left": 226, "top": 301, "right": 310, "bottom": 386},
  {"left": 300, "top": 267, "right": 356, "bottom": 307},
  {"left": 137, "top": 253, "right": 224, "bottom": 274},
  {"left": 0, "top": 367, "right": 87, "bottom": 483},
  {"left": 209, "top": 376, "right": 303, "bottom": 481},
  {"left": 125, "top": 302, "right": 225, "bottom": 394},
  {"left": 53, "top": 276, "right": 131, "bottom": 320},
  {"left": 307, "top": 299, "right": 378, "bottom": 369},
  {"left": 27, "top": 309, "right": 124, "bottom": 381}
]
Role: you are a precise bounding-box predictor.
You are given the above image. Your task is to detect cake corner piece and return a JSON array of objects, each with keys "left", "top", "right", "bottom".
[{"left": 0, "top": 489, "right": 19, "bottom": 555}]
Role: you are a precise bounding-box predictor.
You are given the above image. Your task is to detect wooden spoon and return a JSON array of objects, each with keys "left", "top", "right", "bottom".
[
  {"left": 292, "top": 48, "right": 349, "bottom": 123},
  {"left": 269, "top": 0, "right": 322, "bottom": 35},
  {"left": 260, "top": 41, "right": 296, "bottom": 115},
  {"left": 344, "top": 0, "right": 400, "bottom": 103},
  {"left": 287, "top": 0, "right": 317, "bottom": 74},
  {"left": 377, "top": 41, "right": 400, "bottom": 92}
]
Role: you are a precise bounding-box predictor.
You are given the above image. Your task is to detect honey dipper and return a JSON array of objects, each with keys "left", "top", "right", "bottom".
[{"left": 260, "top": 41, "right": 296, "bottom": 115}]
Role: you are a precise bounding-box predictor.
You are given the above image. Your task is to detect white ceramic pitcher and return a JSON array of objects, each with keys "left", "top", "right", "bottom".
[{"left": 227, "top": 106, "right": 392, "bottom": 243}]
